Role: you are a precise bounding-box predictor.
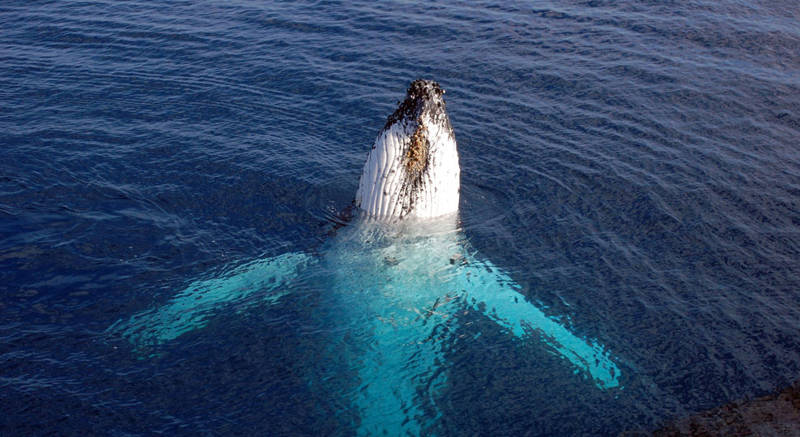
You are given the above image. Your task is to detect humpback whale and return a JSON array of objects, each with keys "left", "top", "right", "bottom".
[{"left": 108, "top": 80, "right": 621, "bottom": 435}]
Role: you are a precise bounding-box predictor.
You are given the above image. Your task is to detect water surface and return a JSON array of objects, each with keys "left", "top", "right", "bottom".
[{"left": 2, "top": 0, "right": 799, "bottom": 435}]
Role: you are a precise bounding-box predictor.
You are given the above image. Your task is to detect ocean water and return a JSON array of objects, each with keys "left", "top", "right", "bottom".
[{"left": 2, "top": 0, "right": 799, "bottom": 435}]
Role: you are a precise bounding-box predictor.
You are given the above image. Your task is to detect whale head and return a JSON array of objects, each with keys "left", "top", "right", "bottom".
[{"left": 355, "top": 79, "right": 460, "bottom": 220}]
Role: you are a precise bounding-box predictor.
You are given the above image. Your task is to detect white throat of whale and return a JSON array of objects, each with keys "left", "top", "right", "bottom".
[{"left": 355, "top": 80, "right": 460, "bottom": 219}]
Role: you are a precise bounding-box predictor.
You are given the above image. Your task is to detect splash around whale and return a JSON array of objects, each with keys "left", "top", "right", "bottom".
[{"left": 108, "top": 79, "right": 622, "bottom": 435}]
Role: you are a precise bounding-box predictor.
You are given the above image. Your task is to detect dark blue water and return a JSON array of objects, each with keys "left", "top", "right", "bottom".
[{"left": 2, "top": 0, "right": 799, "bottom": 435}]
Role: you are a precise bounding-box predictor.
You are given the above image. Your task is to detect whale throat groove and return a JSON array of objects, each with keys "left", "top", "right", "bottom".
[{"left": 356, "top": 79, "right": 460, "bottom": 219}]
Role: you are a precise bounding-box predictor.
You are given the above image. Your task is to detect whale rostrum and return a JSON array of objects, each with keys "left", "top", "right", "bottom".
[
  {"left": 356, "top": 79, "right": 460, "bottom": 219},
  {"left": 108, "top": 80, "right": 622, "bottom": 436}
]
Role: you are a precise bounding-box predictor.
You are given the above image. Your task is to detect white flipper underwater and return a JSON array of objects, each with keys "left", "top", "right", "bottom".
[
  {"left": 108, "top": 252, "right": 313, "bottom": 348},
  {"left": 107, "top": 80, "right": 622, "bottom": 434},
  {"left": 455, "top": 254, "right": 620, "bottom": 389}
]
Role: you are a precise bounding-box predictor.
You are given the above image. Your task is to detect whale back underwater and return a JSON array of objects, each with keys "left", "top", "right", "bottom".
[{"left": 108, "top": 80, "right": 621, "bottom": 435}]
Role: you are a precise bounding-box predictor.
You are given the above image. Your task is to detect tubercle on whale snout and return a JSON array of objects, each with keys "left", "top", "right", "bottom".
[{"left": 382, "top": 79, "right": 454, "bottom": 141}]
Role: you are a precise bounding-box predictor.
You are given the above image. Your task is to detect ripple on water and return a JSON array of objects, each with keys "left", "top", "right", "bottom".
[{"left": 2, "top": 0, "right": 799, "bottom": 435}]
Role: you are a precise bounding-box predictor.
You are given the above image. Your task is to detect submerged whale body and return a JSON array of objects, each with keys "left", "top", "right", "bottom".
[{"left": 108, "top": 80, "right": 622, "bottom": 435}]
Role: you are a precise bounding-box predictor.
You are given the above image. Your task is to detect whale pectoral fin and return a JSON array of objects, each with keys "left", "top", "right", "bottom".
[
  {"left": 455, "top": 256, "right": 621, "bottom": 389},
  {"left": 108, "top": 251, "right": 313, "bottom": 348}
]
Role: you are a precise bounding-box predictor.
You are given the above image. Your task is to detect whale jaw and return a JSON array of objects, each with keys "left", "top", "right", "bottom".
[{"left": 356, "top": 80, "right": 460, "bottom": 220}]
